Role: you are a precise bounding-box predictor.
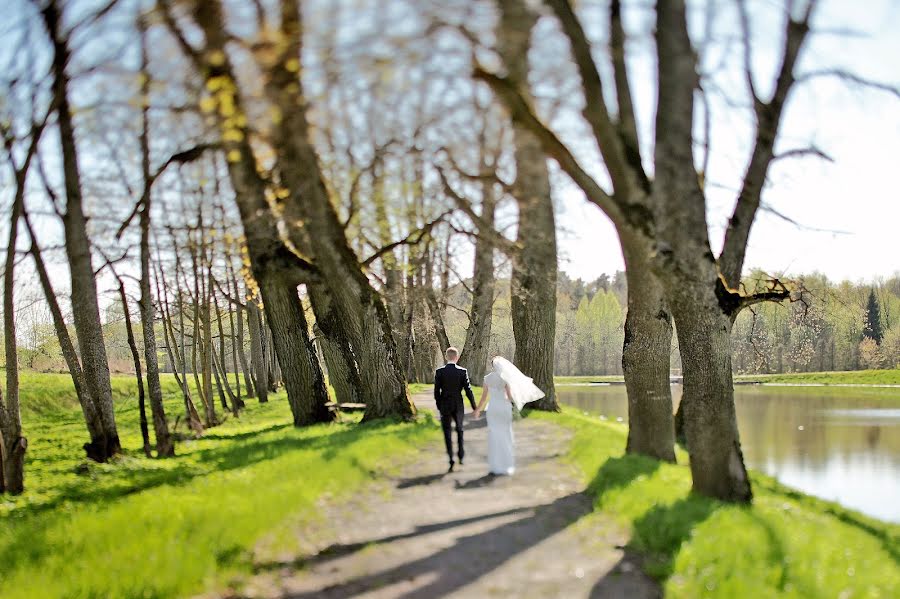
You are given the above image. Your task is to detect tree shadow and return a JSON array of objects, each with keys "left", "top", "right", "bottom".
[
  {"left": 586, "top": 454, "right": 662, "bottom": 500},
  {"left": 253, "top": 506, "right": 534, "bottom": 574},
  {"left": 629, "top": 495, "right": 719, "bottom": 579},
  {"left": 589, "top": 553, "right": 662, "bottom": 599},
  {"left": 285, "top": 493, "right": 593, "bottom": 599},
  {"left": 9, "top": 419, "right": 423, "bottom": 521},
  {"left": 752, "top": 476, "right": 899, "bottom": 566}
]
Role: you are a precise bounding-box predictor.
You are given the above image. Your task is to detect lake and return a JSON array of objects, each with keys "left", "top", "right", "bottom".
[{"left": 557, "top": 384, "right": 900, "bottom": 523}]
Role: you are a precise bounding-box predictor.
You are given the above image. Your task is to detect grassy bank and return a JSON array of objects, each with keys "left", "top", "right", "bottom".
[
  {"left": 0, "top": 372, "right": 435, "bottom": 598},
  {"left": 536, "top": 408, "right": 899, "bottom": 598},
  {"left": 735, "top": 369, "right": 900, "bottom": 385},
  {"left": 557, "top": 370, "right": 900, "bottom": 386}
]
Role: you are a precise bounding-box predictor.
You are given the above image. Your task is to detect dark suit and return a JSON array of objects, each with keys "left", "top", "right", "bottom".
[{"left": 434, "top": 362, "right": 477, "bottom": 465}]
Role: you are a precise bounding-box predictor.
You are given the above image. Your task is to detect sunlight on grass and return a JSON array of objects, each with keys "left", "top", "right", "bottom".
[{"left": 535, "top": 408, "right": 900, "bottom": 599}]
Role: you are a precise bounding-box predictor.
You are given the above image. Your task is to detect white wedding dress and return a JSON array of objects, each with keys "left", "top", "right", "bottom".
[{"left": 483, "top": 371, "right": 516, "bottom": 475}]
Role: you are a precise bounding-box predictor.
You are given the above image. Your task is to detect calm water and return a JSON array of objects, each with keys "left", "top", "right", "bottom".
[{"left": 558, "top": 384, "right": 900, "bottom": 523}]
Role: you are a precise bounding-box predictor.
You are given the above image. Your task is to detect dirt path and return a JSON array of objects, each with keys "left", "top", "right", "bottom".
[{"left": 230, "top": 393, "right": 659, "bottom": 599}]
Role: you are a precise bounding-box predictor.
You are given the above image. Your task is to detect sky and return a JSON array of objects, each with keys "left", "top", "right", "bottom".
[{"left": 552, "top": 0, "right": 900, "bottom": 284}]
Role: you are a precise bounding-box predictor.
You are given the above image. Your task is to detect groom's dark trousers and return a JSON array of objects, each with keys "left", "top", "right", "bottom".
[{"left": 434, "top": 362, "right": 477, "bottom": 466}]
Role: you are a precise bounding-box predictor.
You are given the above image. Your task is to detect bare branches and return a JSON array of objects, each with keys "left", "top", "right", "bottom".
[
  {"left": 473, "top": 67, "right": 622, "bottom": 227},
  {"left": 361, "top": 211, "right": 452, "bottom": 268},
  {"left": 544, "top": 0, "right": 633, "bottom": 198},
  {"left": 795, "top": 69, "right": 900, "bottom": 99},
  {"left": 609, "top": 0, "right": 647, "bottom": 189},
  {"left": 719, "top": 1, "right": 815, "bottom": 287}
]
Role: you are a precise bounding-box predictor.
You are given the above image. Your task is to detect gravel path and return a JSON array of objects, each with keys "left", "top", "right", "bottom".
[{"left": 224, "top": 393, "right": 659, "bottom": 599}]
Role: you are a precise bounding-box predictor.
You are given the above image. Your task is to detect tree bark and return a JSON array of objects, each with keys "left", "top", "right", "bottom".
[
  {"left": 44, "top": 0, "right": 120, "bottom": 458},
  {"left": 498, "top": 0, "right": 559, "bottom": 411},
  {"left": 621, "top": 235, "right": 675, "bottom": 462}
]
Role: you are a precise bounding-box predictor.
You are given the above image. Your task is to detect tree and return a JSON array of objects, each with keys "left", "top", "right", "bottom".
[
  {"left": 40, "top": 0, "right": 121, "bottom": 460},
  {"left": 864, "top": 288, "right": 883, "bottom": 343},
  {"left": 496, "top": 0, "right": 559, "bottom": 411},
  {"left": 479, "top": 0, "right": 839, "bottom": 501}
]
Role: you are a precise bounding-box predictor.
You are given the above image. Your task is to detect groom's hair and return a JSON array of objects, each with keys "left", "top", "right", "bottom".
[{"left": 445, "top": 347, "right": 459, "bottom": 361}]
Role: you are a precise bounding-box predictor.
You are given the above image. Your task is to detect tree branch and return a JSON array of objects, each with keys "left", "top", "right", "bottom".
[
  {"left": 544, "top": 0, "right": 634, "bottom": 198},
  {"left": 719, "top": 1, "right": 815, "bottom": 287},
  {"left": 361, "top": 211, "right": 452, "bottom": 268},
  {"left": 473, "top": 66, "right": 624, "bottom": 228}
]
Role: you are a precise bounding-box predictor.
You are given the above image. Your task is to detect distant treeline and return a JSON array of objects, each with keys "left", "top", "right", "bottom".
[
  {"left": 8, "top": 271, "right": 899, "bottom": 378},
  {"left": 444, "top": 271, "right": 900, "bottom": 376}
]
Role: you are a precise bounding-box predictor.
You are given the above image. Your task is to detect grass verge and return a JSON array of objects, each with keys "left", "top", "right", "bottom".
[
  {"left": 534, "top": 408, "right": 899, "bottom": 599},
  {"left": 735, "top": 369, "right": 900, "bottom": 385},
  {"left": 1, "top": 372, "right": 436, "bottom": 598}
]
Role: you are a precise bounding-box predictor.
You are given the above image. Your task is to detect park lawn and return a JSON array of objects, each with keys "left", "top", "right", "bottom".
[
  {"left": 536, "top": 408, "right": 899, "bottom": 599},
  {"left": 0, "top": 372, "right": 436, "bottom": 599},
  {"left": 735, "top": 369, "right": 900, "bottom": 385}
]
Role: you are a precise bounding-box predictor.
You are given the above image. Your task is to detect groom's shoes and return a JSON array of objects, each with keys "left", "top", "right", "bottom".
[{"left": 447, "top": 462, "right": 455, "bottom": 473}]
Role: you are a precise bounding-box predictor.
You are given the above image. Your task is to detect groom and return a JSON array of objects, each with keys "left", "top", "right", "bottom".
[{"left": 434, "top": 347, "right": 477, "bottom": 472}]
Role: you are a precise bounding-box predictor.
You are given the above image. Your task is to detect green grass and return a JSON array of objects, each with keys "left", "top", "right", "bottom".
[
  {"left": 534, "top": 408, "right": 899, "bottom": 599},
  {"left": 735, "top": 369, "right": 900, "bottom": 385},
  {"left": 554, "top": 375, "right": 625, "bottom": 385},
  {"left": 1, "top": 371, "right": 436, "bottom": 598}
]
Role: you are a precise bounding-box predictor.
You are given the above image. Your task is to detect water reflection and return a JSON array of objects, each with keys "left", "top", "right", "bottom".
[{"left": 557, "top": 384, "right": 900, "bottom": 523}]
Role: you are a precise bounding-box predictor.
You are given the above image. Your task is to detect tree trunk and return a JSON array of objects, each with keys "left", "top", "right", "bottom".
[
  {"left": 228, "top": 268, "right": 255, "bottom": 399},
  {"left": 667, "top": 284, "right": 752, "bottom": 502},
  {"left": 309, "top": 283, "right": 362, "bottom": 405},
  {"left": 258, "top": 277, "right": 334, "bottom": 425},
  {"left": 621, "top": 235, "right": 675, "bottom": 462},
  {"left": 45, "top": 1, "right": 120, "bottom": 458},
  {"left": 247, "top": 300, "right": 269, "bottom": 403},
  {"left": 117, "top": 279, "right": 152, "bottom": 457},
  {"left": 136, "top": 25, "right": 175, "bottom": 455},
  {"left": 498, "top": 0, "right": 559, "bottom": 411},
  {"left": 459, "top": 180, "right": 496, "bottom": 385},
  {"left": 236, "top": 0, "right": 414, "bottom": 421},
  {"left": 24, "top": 211, "right": 107, "bottom": 458},
  {"left": 156, "top": 253, "right": 204, "bottom": 436},
  {"left": 1, "top": 180, "right": 26, "bottom": 493}
]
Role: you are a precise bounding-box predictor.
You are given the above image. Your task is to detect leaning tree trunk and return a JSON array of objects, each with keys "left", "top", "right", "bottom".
[
  {"left": 621, "top": 235, "right": 675, "bottom": 462},
  {"left": 46, "top": 0, "right": 120, "bottom": 458},
  {"left": 117, "top": 278, "right": 152, "bottom": 458},
  {"left": 459, "top": 180, "right": 496, "bottom": 385},
  {"left": 499, "top": 0, "right": 559, "bottom": 411},
  {"left": 258, "top": 276, "right": 334, "bottom": 424},
  {"left": 309, "top": 283, "right": 363, "bottom": 406},
  {"left": 257, "top": 0, "right": 413, "bottom": 421},
  {"left": 136, "top": 38, "right": 174, "bottom": 455},
  {"left": 24, "top": 211, "right": 107, "bottom": 458}
]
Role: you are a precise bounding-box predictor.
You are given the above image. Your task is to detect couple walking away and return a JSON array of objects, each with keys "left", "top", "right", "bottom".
[{"left": 433, "top": 347, "right": 545, "bottom": 474}]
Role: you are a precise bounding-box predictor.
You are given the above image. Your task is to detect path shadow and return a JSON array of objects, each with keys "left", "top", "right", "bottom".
[
  {"left": 453, "top": 473, "right": 498, "bottom": 489},
  {"left": 285, "top": 492, "right": 592, "bottom": 599},
  {"left": 396, "top": 473, "right": 446, "bottom": 489},
  {"left": 253, "top": 506, "right": 533, "bottom": 574},
  {"left": 589, "top": 554, "right": 662, "bottom": 599}
]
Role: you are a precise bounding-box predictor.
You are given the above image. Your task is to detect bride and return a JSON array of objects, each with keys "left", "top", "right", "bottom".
[{"left": 472, "top": 356, "right": 545, "bottom": 475}]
